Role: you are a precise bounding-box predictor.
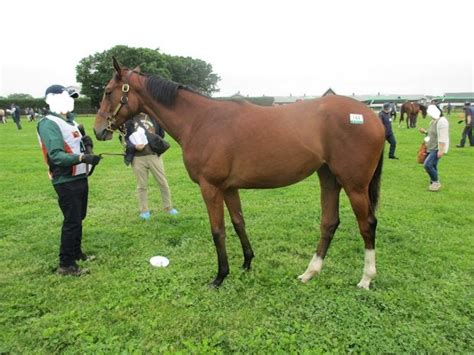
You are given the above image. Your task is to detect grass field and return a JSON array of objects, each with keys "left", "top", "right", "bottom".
[{"left": 0, "top": 111, "right": 473, "bottom": 353}]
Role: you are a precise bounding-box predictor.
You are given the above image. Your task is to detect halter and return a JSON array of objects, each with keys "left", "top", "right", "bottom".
[
  {"left": 106, "top": 82, "right": 129, "bottom": 133},
  {"left": 100, "top": 70, "right": 135, "bottom": 145}
]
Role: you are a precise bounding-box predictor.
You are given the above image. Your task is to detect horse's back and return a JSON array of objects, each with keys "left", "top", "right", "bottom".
[
  {"left": 265, "top": 95, "right": 384, "bottom": 156},
  {"left": 189, "top": 95, "right": 384, "bottom": 189}
]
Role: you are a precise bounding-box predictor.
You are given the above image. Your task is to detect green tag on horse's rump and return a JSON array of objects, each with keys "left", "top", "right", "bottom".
[{"left": 350, "top": 113, "right": 364, "bottom": 124}]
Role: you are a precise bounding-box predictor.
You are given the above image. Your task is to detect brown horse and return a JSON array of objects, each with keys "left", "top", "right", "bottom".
[
  {"left": 399, "top": 102, "right": 427, "bottom": 128},
  {"left": 94, "top": 58, "right": 385, "bottom": 289}
]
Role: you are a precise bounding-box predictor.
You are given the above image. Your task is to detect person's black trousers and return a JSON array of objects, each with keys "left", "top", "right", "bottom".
[
  {"left": 13, "top": 118, "right": 22, "bottom": 130},
  {"left": 459, "top": 126, "right": 473, "bottom": 146},
  {"left": 53, "top": 178, "right": 88, "bottom": 267},
  {"left": 386, "top": 134, "right": 397, "bottom": 158}
]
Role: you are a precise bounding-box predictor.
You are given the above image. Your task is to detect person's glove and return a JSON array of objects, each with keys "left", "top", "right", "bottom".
[
  {"left": 82, "top": 135, "right": 94, "bottom": 154},
  {"left": 81, "top": 154, "right": 102, "bottom": 166}
]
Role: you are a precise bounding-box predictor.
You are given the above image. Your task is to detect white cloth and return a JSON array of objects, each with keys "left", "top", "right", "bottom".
[{"left": 129, "top": 126, "right": 148, "bottom": 145}]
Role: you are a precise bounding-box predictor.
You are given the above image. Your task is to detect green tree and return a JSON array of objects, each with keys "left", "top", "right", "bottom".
[
  {"left": 164, "top": 54, "right": 220, "bottom": 94},
  {"left": 76, "top": 45, "right": 220, "bottom": 106},
  {"left": 7, "top": 93, "right": 34, "bottom": 100}
]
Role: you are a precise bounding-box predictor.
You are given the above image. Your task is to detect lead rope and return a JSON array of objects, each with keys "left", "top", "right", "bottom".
[{"left": 94, "top": 124, "right": 128, "bottom": 161}]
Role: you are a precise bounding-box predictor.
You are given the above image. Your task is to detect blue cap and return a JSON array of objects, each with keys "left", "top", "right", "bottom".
[
  {"left": 383, "top": 102, "right": 391, "bottom": 110},
  {"left": 45, "top": 85, "right": 79, "bottom": 98}
]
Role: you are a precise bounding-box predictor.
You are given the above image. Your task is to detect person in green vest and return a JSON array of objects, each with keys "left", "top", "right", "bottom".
[{"left": 37, "top": 85, "right": 102, "bottom": 276}]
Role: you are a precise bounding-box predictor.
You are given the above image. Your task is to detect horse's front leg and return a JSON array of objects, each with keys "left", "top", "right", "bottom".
[{"left": 200, "top": 180, "right": 228, "bottom": 287}]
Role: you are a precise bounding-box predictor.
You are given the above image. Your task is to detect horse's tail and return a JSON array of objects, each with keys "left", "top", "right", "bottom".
[{"left": 369, "top": 151, "right": 384, "bottom": 213}]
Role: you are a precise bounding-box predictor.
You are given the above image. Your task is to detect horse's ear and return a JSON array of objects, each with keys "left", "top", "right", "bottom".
[
  {"left": 112, "top": 57, "right": 122, "bottom": 79},
  {"left": 132, "top": 65, "right": 141, "bottom": 73}
]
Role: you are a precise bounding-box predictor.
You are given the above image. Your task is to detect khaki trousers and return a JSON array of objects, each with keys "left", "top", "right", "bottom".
[{"left": 131, "top": 154, "right": 172, "bottom": 213}]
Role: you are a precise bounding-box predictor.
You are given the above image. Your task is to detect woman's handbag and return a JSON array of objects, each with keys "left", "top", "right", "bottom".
[
  {"left": 417, "top": 142, "right": 428, "bottom": 164},
  {"left": 145, "top": 131, "right": 170, "bottom": 155}
]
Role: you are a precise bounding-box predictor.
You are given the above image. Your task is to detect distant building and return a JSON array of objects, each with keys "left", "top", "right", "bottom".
[
  {"left": 351, "top": 94, "right": 430, "bottom": 105},
  {"left": 434, "top": 92, "right": 474, "bottom": 105},
  {"left": 218, "top": 90, "right": 473, "bottom": 108},
  {"left": 273, "top": 94, "right": 317, "bottom": 105},
  {"left": 322, "top": 88, "right": 336, "bottom": 96}
]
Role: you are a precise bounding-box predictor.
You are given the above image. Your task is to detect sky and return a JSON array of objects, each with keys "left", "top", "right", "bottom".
[{"left": 1, "top": 0, "right": 473, "bottom": 98}]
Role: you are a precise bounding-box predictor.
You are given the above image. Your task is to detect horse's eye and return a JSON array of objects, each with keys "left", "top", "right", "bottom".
[{"left": 105, "top": 91, "right": 112, "bottom": 97}]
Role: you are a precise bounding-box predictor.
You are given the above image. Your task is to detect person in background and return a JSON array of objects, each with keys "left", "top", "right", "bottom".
[
  {"left": 419, "top": 104, "right": 450, "bottom": 192},
  {"left": 446, "top": 102, "right": 452, "bottom": 116},
  {"left": 11, "top": 103, "right": 22, "bottom": 130},
  {"left": 37, "top": 84, "right": 102, "bottom": 276},
  {"left": 379, "top": 102, "right": 398, "bottom": 159},
  {"left": 28, "top": 107, "right": 36, "bottom": 122},
  {"left": 123, "top": 113, "right": 178, "bottom": 220},
  {"left": 456, "top": 102, "right": 473, "bottom": 147},
  {"left": 390, "top": 102, "right": 397, "bottom": 121}
]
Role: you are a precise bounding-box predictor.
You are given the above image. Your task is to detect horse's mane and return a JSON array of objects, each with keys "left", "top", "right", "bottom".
[
  {"left": 140, "top": 71, "right": 248, "bottom": 107},
  {"left": 145, "top": 75, "right": 184, "bottom": 106}
]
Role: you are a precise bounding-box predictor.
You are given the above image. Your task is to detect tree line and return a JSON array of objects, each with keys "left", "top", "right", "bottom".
[
  {"left": 1, "top": 45, "right": 221, "bottom": 112},
  {"left": 75, "top": 45, "right": 221, "bottom": 107}
]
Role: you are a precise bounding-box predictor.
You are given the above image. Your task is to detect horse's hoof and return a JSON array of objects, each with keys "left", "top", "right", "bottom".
[
  {"left": 241, "top": 262, "right": 252, "bottom": 271},
  {"left": 209, "top": 277, "right": 224, "bottom": 288},
  {"left": 297, "top": 273, "right": 311, "bottom": 283},
  {"left": 208, "top": 282, "right": 219, "bottom": 289},
  {"left": 357, "top": 281, "right": 370, "bottom": 290}
]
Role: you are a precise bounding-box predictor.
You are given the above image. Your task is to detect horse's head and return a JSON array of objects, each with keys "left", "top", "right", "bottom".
[
  {"left": 94, "top": 57, "right": 143, "bottom": 141},
  {"left": 419, "top": 104, "right": 427, "bottom": 118}
]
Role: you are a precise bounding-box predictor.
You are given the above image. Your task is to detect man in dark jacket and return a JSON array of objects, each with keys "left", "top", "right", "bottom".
[
  {"left": 11, "top": 103, "right": 22, "bottom": 130},
  {"left": 122, "top": 113, "right": 178, "bottom": 220},
  {"left": 456, "top": 102, "right": 473, "bottom": 147},
  {"left": 379, "top": 102, "right": 398, "bottom": 159}
]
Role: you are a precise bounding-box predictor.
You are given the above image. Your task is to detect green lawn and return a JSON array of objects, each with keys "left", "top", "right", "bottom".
[{"left": 0, "top": 112, "right": 473, "bottom": 353}]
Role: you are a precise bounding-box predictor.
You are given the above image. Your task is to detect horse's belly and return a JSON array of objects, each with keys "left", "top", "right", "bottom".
[{"left": 226, "top": 155, "right": 321, "bottom": 189}]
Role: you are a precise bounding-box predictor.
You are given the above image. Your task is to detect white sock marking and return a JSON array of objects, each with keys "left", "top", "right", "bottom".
[
  {"left": 298, "top": 254, "right": 323, "bottom": 283},
  {"left": 357, "top": 249, "right": 376, "bottom": 290}
]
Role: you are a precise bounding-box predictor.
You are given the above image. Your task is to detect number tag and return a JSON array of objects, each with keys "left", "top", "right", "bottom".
[{"left": 350, "top": 113, "right": 364, "bottom": 124}]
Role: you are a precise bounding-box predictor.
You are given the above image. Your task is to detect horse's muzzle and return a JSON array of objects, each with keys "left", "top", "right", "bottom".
[{"left": 93, "top": 127, "right": 113, "bottom": 141}]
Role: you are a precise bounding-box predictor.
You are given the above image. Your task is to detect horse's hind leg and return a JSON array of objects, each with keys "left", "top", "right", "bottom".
[
  {"left": 346, "top": 188, "right": 377, "bottom": 290},
  {"left": 224, "top": 189, "right": 254, "bottom": 270},
  {"left": 299, "top": 165, "right": 341, "bottom": 283}
]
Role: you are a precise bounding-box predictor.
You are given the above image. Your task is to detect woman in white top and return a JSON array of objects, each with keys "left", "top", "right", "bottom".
[{"left": 419, "top": 104, "right": 449, "bottom": 192}]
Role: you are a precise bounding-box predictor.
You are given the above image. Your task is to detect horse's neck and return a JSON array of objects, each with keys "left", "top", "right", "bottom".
[{"left": 142, "top": 90, "right": 209, "bottom": 145}]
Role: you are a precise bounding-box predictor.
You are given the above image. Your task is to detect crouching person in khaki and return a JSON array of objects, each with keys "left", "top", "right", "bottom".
[{"left": 123, "top": 113, "right": 178, "bottom": 220}]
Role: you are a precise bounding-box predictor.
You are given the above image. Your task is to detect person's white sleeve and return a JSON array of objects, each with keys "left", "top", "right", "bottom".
[{"left": 437, "top": 118, "right": 450, "bottom": 153}]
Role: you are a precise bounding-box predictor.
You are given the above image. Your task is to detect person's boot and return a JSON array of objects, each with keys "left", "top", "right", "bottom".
[
  {"left": 57, "top": 264, "right": 89, "bottom": 276},
  {"left": 76, "top": 252, "right": 96, "bottom": 262}
]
